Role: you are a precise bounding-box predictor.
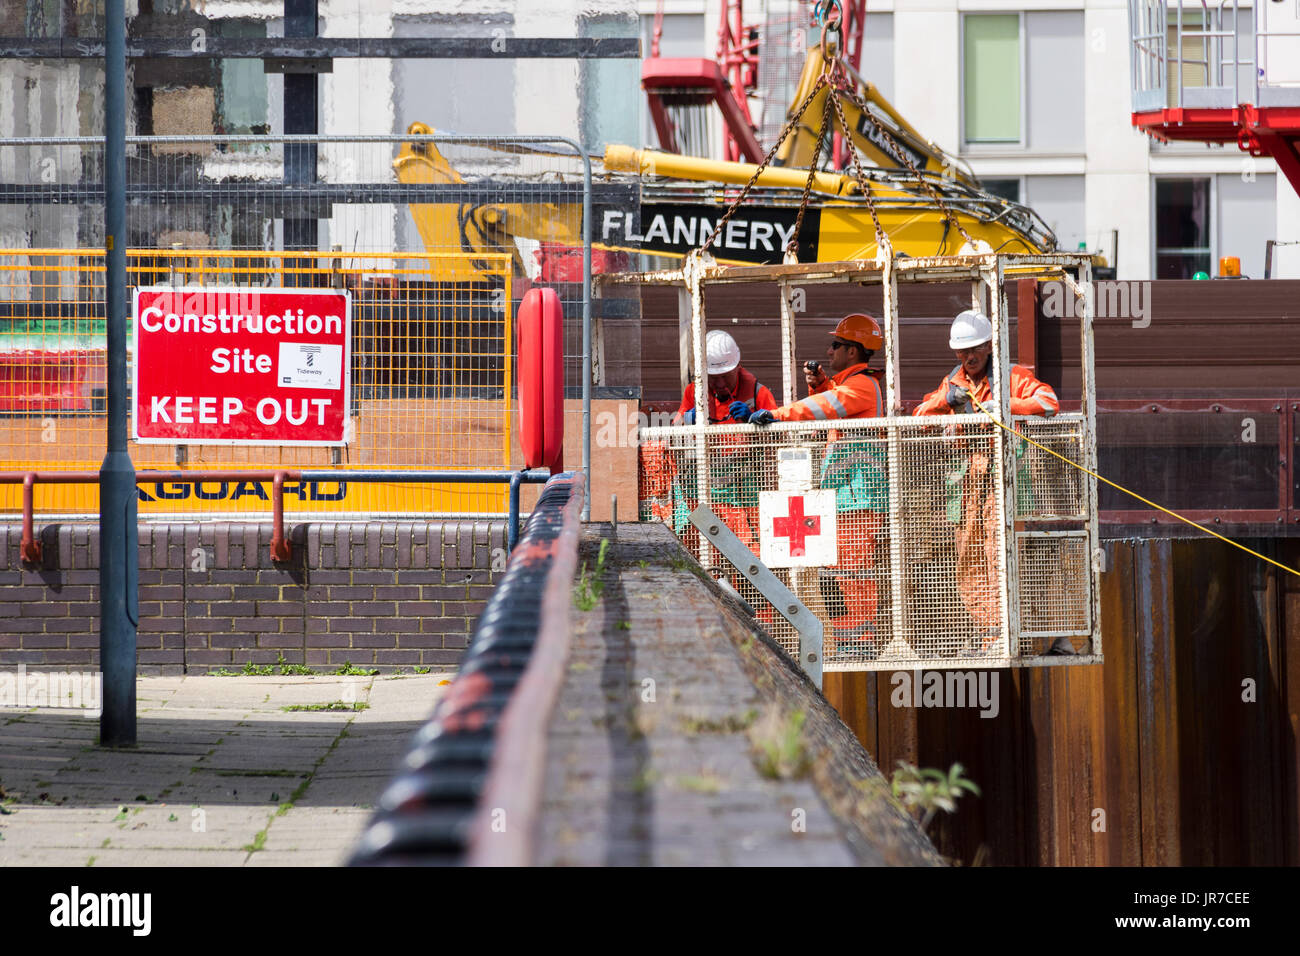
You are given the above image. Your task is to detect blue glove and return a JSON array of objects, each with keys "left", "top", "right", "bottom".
[
  {"left": 749, "top": 409, "right": 775, "bottom": 425},
  {"left": 728, "top": 400, "right": 752, "bottom": 422},
  {"left": 945, "top": 384, "right": 971, "bottom": 410},
  {"left": 680, "top": 409, "right": 696, "bottom": 425}
]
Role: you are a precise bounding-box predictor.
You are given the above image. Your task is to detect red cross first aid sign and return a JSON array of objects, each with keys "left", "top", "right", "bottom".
[
  {"left": 758, "top": 490, "right": 837, "bottom": 568},
  {"left": 133, "top": 286, "right": 351, "bottom": 446}
]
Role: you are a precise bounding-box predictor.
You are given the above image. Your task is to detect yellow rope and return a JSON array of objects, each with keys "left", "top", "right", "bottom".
[{"left": 965, "top": 394, "right": 1300, "bottom": 579}]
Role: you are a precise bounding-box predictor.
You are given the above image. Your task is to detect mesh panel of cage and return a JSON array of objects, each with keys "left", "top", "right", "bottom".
[{"left": 641, "top": 415, "right": 1027, "bottom": 669}]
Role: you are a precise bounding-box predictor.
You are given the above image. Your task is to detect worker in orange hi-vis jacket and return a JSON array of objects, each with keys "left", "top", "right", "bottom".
[
  {"left": 674, "top": 328, "right": 778, "bottom": 549},
  {"left": 641, "top": 329, "right": 778, "bottom": 593},
  {"left": 913, "top": 308, "right": 1067, "bottom": 655},
  {"left": 750, "top": 314, "right": 888, "bottom": 654},
  {"left": 673, "top": 329, "right": 778, "bottom": 426}
]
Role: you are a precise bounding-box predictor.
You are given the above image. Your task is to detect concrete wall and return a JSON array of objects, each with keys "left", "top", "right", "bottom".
[{"left": 0, "top": 520, "right": 505, "bottom": 674}]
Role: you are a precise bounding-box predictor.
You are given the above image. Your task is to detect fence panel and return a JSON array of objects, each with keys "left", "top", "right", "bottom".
[
  {"left": 0, "top": 132, "right": 595, "bottom": 515},
  {"left": 0, "top": 249, "right": 513, "bottom": 515}
]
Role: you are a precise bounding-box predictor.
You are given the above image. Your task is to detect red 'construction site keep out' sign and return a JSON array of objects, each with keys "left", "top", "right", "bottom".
[{"left": 133, "top": 286, "right": 351, "bottom": 446}]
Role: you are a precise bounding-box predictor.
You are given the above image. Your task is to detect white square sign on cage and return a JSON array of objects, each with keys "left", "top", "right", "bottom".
[
  {"left": 776, "top": 446, "right": 814, "bottom": 492},
  {"left": 759, "top": 490, "right": 838, "bottom": 568}
]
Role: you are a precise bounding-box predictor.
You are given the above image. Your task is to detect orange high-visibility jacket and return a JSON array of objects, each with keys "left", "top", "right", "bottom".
[
  {"left": 913, "top": 363, "right": 1058, "bottom": 418},
  {"left": 773, "top": 363, "right": 883, "bottom": 421},
  {"left": 676, "top": 366, "right": 777, "bottom": 424}
]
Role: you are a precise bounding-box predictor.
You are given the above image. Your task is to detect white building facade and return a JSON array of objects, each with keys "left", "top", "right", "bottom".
[{"left": 641, "top": 0, "right": 1299, "bottom": 280}]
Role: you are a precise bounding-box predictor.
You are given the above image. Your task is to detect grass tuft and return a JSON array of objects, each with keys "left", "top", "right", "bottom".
[
  {"left": 281, "top": 701, "right": 369, "bottom": 713},
  {"left": 748, "top": 707, "right": 811, "bottom": 780}
]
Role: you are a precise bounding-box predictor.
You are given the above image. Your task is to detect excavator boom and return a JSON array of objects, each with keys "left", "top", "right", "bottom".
[
  {"left": 775, "top": 45, "right": 978, "bottom": 188},
  {"left": 396, "top": 125, "right": 1056, "bottom": 276}
]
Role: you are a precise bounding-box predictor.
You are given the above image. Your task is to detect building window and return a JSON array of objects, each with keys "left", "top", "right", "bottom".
[
  {"left": 982, "top": 178, "right": 1022, "bottom": 203},
  {"left": 963, "top": 14, "right": 1021, "bottom": 144},
  {"left": 1154, "top": 178, "right": 1212, "bottom": 278}
]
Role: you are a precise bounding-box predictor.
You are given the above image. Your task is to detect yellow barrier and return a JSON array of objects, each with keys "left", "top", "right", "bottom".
[{"left": 0, "top": 249, "right": 513, "bottom": 515}]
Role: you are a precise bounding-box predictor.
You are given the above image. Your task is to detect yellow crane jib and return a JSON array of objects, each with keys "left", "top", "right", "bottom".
[{"left": 602, "top": 146, "right": 1051, "bottom": 261}]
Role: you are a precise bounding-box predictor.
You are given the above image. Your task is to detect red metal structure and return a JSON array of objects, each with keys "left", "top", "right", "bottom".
[
  {"left": 1129, "top": 0, "right": 1300, "bottom": 195},
  {"left": 644, "top": 0, "right": 867, "bottom": 164},
  {"left": 1131, "top": 103, "right": 1300, "bottom": 195}
]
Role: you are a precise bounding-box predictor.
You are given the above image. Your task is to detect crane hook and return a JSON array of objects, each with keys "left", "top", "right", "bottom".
[
  {"left": 813, "top": 0, "right": 844, "bottom": 27},
  {"left": 818, "top": 0, "right": 844, "bottom": 67}
]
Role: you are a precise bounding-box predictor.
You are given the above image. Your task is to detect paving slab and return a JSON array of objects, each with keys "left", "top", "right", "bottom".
[{"left": 0, "top": 673, "right": 449, "bottom": 867}]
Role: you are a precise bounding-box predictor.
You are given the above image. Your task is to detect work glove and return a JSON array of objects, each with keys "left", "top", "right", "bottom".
[
  {"left": 680, "top": 409, "right": 696, "bottom": 425},
  {"left": 945, "top": 384, "right": 971, "bottom": 410},
  {"left": 748, "top": 410, "right": 776, "bottom": 426},
  {"left": 728, "top": 400, "right": 752, "bottom": 422}
]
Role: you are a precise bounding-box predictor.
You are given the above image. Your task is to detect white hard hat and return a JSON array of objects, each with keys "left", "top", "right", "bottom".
[
  {"left": 706, "top": 329, "right": 741, "bottom": 374},
  {"left": 949, "top": 309, "right": 993, "bottom": 350}
]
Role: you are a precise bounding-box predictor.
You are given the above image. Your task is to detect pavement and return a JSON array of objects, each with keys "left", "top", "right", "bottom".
[{"left": 0, "top": 673, "right": 453, "bottom": 867}]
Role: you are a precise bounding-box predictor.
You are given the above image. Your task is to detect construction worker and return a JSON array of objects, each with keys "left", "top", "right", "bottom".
[
  {"left": 674, "top": 329, "right": 778, "bottom": 424},
  {"left": 913, "top": 308, "right": 1065, "bottom": 654},
  {"left": 645, "top": 329, "right": 777, "bottom": 587},
  {"left": 751, "top": 314, "right": 888, "bottom": 653}
]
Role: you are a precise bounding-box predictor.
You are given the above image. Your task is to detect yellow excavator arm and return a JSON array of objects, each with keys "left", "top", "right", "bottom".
[
  {"left": 394, "top": 122, "right": 584, "bottom": 280},
  {"left": 395, "top": 107, "right": 1056, "bottom": 276},
  {"left": 775, "top": 45, "right": 979, "bottom": 189}
]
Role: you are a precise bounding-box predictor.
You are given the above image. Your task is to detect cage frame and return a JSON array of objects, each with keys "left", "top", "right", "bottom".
[{"left": 610, "top": 250, "right": 1102, "bottom": 670}]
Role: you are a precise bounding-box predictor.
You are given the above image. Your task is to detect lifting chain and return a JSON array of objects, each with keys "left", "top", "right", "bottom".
[
  {"left": 787, "top": 83, "right": 834, "bottom": 261},
  {"left": 696, "top": 8, "right": 982, "bottom": 263},
  {"left": 823, "top": 75, "right": 887, "bottom": 254},
  {"left": 697, "top": 71, "right": 831, "bottom": 261},
  {"left": 837, "top": 74, "right": 977, "bottom": 251}
]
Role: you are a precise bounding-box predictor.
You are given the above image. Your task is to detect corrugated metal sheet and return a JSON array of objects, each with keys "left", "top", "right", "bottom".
[{"left": 636, "top": 279, "right": 1300, "bottom": 405}]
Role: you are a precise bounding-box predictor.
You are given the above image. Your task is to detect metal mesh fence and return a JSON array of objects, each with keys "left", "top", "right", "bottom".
[
  {"left": 639, "top": 416, "right": 1036, "bottom": 670},
  {"left": 0, "top": 248, "right": 512, "bottom": 515},
  {"left": 0, "top": 132, "right": 600, "bottom": 516}
]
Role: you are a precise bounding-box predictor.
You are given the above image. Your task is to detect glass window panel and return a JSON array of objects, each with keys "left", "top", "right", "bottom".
[
  {"left": 982, "top": 178, "right": 1021, "bottom": 203},
  {"left": 964, "top": 15, "right": 1020, "bottom": 143},
  {"left": 1155, "top": 178, "right": 1211, "bottom": 277}
]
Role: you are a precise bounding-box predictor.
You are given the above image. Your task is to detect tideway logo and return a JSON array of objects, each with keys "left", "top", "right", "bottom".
[
  {"left": 49, "top": 887, "right": 151, "bottom": 936},
  {"left": 891, "top": 669, "right": 1000, "bottom": 719},
  {"left": 0, "top": 665, "right": 102, "bottom": 718}
]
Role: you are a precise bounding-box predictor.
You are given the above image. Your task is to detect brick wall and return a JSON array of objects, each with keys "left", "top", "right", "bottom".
[{"left": 0, "top": 520, "right": 505, "bottom": 674}]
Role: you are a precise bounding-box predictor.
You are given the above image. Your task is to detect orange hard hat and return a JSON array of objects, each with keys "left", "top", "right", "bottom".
[{"left": 829, "top": 313, "right": 883, "bottom": 352}]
